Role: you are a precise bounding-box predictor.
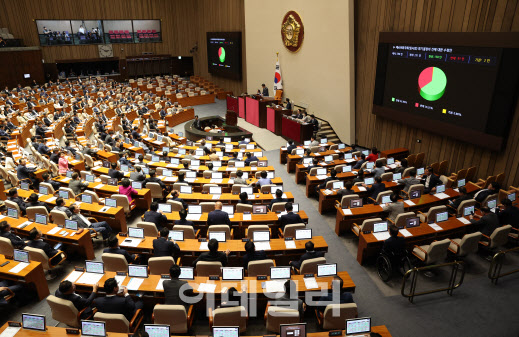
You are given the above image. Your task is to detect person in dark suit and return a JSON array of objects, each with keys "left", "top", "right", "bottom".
[
  {"left": 317, "top": 169, "right": 337, "bottom": 192},
  {"left": 153, "top": 227, "right": 180, "bottom": 258},
  {"left": 261, "top": 84, "right": 269, "bottom": 96},
  {"left": 8, "top": 188, "right": 27, "bottom": 215},
  {"left": 192, "top": 238, "right": 230, "bottom": 267},
  {"left": 37, "top": 141, "right": 51, "bottom": 156},
  {"left": 289, "top": 241, "right": 325, "bottom": 270},
  {"left": 243, "top": 240, "right": 267, "bottom": 269},
  {"left": 64, "top": 140, "right": 76, "bottom": 155},
  {"left": 469, "top": 207, "right": 499, "bottom": 237},
  {"left": 26, "top": 193, "right": 51, "bottom": 212},
  {"left": 55, "top": 280, "right": 98, "bottom": 319},
  {"left": 16, "top": 159, "right": 38, "bottom": 188},
  {"left": 421, "top": 166, "right": 441, "bottom": 194},
  {"left": 163, "top": 264, "right": 195, "bottom": 309},
  {"left": 382, "top": 224, "right": 407, "bottom": 257},
  {"left": 207, "top": 202, "right": 231, "bottom": 226},
  {"left": 143, "top": 169, "right": 167, "bottom": 191},
  {"left": 269, "top": 189, "right": 288, "bottom": 210},
  {"left": 337, "top": 180, "right": 355, "bottom": 197},
  {"left": 103, "top": 235, "right": 138, "bottom": 264},
  {"left": 316, "top": 277, "right": 354, "bottom": 313},
  {"left": 309, "top": 115, "right": 319, "bottom": 135},
  {"left": 170, "top": 190, "right": 187, "bottom": 210},
  {"left": 129, "top": 166, "right": 145, "bottom": 182},
  {"left": 108, "top": 162, "right": 124, "bottom": 181},
  {"left": 497, "top": 198, "right": 519, "bottom": 228},
  {"left": 0, "top": 279, "right": 24, "bottom": 309},
  {"left": 43, "top": 114, "right": 53, "bottom": 127},
  {"left": 131, "top": 126, "right": 141, "bottom": 140},
  {"left": 35, "top": 122, "right": 47, "bottom": 139},
  {"left": 269, "top": 280, "right": 304, "bottom": 318},
  {"left": 174, "top": 209, "right": 195, "bottom": 227},
  {"left": 93, "top": 278, "right": 142, "bottom": 321},
  {"left": 49, "top": 148, "right": 60, "bottom": 164},
  {"left": 143, "top": 202, "right": 168, "bottom": 231},
  {"left": 27, "top": 228, "right": 64, "bottom": 266},
  {"left": 0, "top": 221, "right": 26, "bottom": 248},
  {"left": 448, "top": 186, "right": 472, "bottom": 214},
  {"left": 363, "top": 176, "right": 386, "bottom": 203},
  {"left": 279, "top": 202, "right": 303, "bottom": 230},
  {"left": 42, "top": 172, "right": 61, "bottom": 191},
  {"left": 244, "top": 152, "right": 259, "bottom": 166},
  {"left": 286, "top": 141, "right": 296, "bottom": 155},
  {"left": 475, "top": 182, "right": 500, "bottom": 204},
  {"left": 397, "top": 169, "right": 421, "bottom": 193},
  {"left": 353, "top": 154, "right": 366, "bottom": 170},
  {"left": 192, "top": 115, "right": 201, "bottom": 130},
  {"left": 239, "top": 192, "right": 252, "bottom": 205}
]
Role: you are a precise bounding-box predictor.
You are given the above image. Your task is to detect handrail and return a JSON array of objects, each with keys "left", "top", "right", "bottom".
[
  {"left": 488, "top": 246, "right": 519, "bottom": 285},
  {"left": 401, "top": 261, "right": 465, "bottom": 303}
]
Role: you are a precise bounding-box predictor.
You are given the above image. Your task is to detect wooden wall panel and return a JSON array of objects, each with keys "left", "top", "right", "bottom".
[{"left": 355, "top": 0, "right": 519, "bottom": 188}]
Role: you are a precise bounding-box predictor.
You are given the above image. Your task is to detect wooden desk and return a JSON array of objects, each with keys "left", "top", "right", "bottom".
[
  {"left": 267, "top": 105, "right": 291, "bottom": 135},
  {"left": 169, "top": 191, "right": 295, "bottom": 205},
  {"left": 178, "top": 93, "right": 216, "bottom": 106},
  {"left": 282, "top": 117, "right": 313, "bottom": 143},
  {"left": 96, "top": 150, "right": 118, "bottom": 163},
  {"left": 0, "top": 254, "right": 49, "bottom": 300},
  {"left": 165, "top": 108, "right": 195, "bottom": 127},
  {"left": 380, "top": 147, "right": 409, "bottom": 160},
  {"left": 287, "top": 147, "right": 351, "bottom": 173}
]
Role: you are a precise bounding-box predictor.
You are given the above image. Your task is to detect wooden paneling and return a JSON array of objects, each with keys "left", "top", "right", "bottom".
[
  {"left": 0, "top": 49, "right": 45, "bottom": 88},
  {"left": 355, "top": 0, "right": 519, "bottom": 188}
]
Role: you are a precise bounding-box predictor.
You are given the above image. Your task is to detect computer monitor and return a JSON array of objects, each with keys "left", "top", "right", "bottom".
[
  {"left": 387, "top": 157, "right": 395, "bottom": 165},
  {"left": 487, "top": 199, "right": 497, "bottom": 209},
  {"left": 132, "top": 181, "right": 142, "bottom": 190},
  {"left": 417, "top": 167, "right": 425, "bottom": 176},
  {"left": 210, "top": 186, "right": 222, "bottom": 194},
  {"left": 266, "top": 171, "right": 274, "bottom": 179},
  {"left": 105, "top": 198, "right": 117, "bottom": 208},
  {"left": 406, "top": 217, "right": 420, "bottom": 228},
  {"left": 22, "top": 313, "right": 46, "bottom": 331},
  {"left": 409, "top": 190, "right": 422, "bottom": 199},
  {"left": 178, "top": 149, "right": 186, "bottom": 155},
  {"left": 169, "top": 230, "right": 184, "bottom": 241},
  {"left": 345, "top": 153, "right": 352, "bottom": 159},
  {"left": 295, "top": 149, "right": 304, "bottom": 156},
  {"left": 188, "top": 205, "right": 202, "bottom": 214},
  {"left": 195, "top": 150, "right": 204, "bottom": 156},
  {"left": 103, "top": 161, "right": 110, "bottom": 168},
  {"left": 171, "top": 158, "right": 180, "bottom": 165},
  {"left": 152, "top": 155, "right": 160, "bottom": 162},
  {"left": 158, "top": 203, "right": 172, "bottom": 213},
  {"left": 180, "top": 185, "right": 192, "bottom": 194},
  {"left": 107, "top": 178, "right": 118, "bottom": 186},
  {"left": 221, "top": 205, "right": 234, "bottom": 216},
  {"left": 85, "top": 260, "right": 104, "bottom": 274},
  {"left": 292, "top": 203, "right": 299, "bottom": 212},
  {"left": 7, "top": 208, "right": 18, "bottom": 219},
  {"left": 222, "top": 267, "right": 244, "bottom": 281},
  {"left": 224, "top": 137, "right": 232, "bottom": 143},
  {"left": 316, "top": 168, "right": 327, "bottom": 176},
  {"left": 252, "top": 205, "right": 267, "bottom": 214},
  {"left": 241, "top": 186, "right": 253, "bottom": 195},
  {"left": 59, "top": 190, "right": 69, "bottom": 199},
  {"left": 163, "top": 169, "right": 173, "bottom": 177},
  {"left": 320, "top": 138, "right": 327, "bottom": 144},
  {"left": 332, "top": 181, "right": 344, "bottom": 189},
  {"left": 317, "top": 263, "right": 337, "bottom": 277},
  {"left": 373, "top": 222, "right": 388, "bottom": 233},
  {"left": 246, "top": 144, "right": 255, "bottom": 150},
  {"left": 162, "top": 147, "right": 170, "bottom": 153},
  {"left": 346, "top": 197, "right": 363, "bottom": 208},
  {"left": 362, "top": 150, "right": 369, "bottom": 156},
  {"left": 178, "top": 132, "right": 184, "bottom": 137},
  {"left": 86, "top": 174, "right": 95, "bottom": 183},
  {"left": 295, "top": 229, "right": 312, "bottom": 240},
  {"left": 343, "top": 165, "right": 352, "bottom": 172},
  {"left": 225, "top": 144, "right": 234, "bottom": 151},
  {"left": 65, "top": 219, "right": 78, "bottom": 231},
  {"left": 34, "top": 213, "right": 47, "bottom": 225},
  {"left": 14, "top": 249, "right": 29, "bottom": 263},
  {"left": 346, "top": 317, "right": 371, "bottom": 336},
  {"left": 190, "top": 160, "right": 200, "bottom": 167},
  {"left": 364, "top": 177, "right": 374, "bottom": 185},
  {"left": 213, "top": 327, "right": 240, "bottom": 337},
  {"left": 211, "top": 172, "right": 223, "bottom": 179},
  {"left": 144, "top": 324, "right": 170, "bottom": 337},
  {"left": 213, "top": 161, "right": 222, "bottom": 167},
  {"left": 81, "top": 320, "right": 106, "bottom": 337},
  {"left": 463, "top": 205, "right": 475, "bottom": 217},
  {"left": 128, "top": 227, "right": 144, "bottom": 239},
  {"left": 280, "top": 323, "right": 306, "bottom": 337},
  {"left": 302, "top": 158, "right": 312, "bottom": 165},
  {"left": 81, "top": 194, "right": 93, "bottom": 204},
  {"left": 208, "top": 231, "right": 226, "bottom": 242},
  {"left": 38, "top": 185, "right": 49, "bottom": 195},
  {"left": 436, "top": 184, "right": 446, "bottom": 193},
  {"left": 142, "top": 167, "right": 150, "bottom": 175},
  {"left": 75, "top": 153, "right": 82, "bottom": 161},
  {"left": 457, "top": 179, "right": 466, "bottom": 188},
  {"left": 508, "top": 192, "right": 516, "bottom": 202},
  {"left": 270, "top": 266, "right": 291, "bottom": 280},
  {"left": 128, "top": 264, "right": 148, "bottom": 278},
  {"left": 179, "top": 266, "right": 194, "bottom": 280},
  {"left": 366, "top": 162, "right": 375, "bottom": 170},
  {"left": 381, "top": 195, "right": 391, "bottom": 204},
  {"left": 436, "top": 211, "right": 449, "bottom": 223},
  {"left": 271, "top": 186, "right": 283, "bottom": 194},
  {"left": 393, "top": 172, "right": 402, "bottom": 181},
  {"left": 120, "top": 164, "right": 129, "bottom": 172},
  {"left": 324, "top": 155, "right": 333, "bottom": 163},
  {"left": 251, "top": 231, "right": 269, "bottom": 243},
  {"left": 66, "top": 170, "right": 74, "bottom": 178},
  {"left": 186, "top": 171, "right": 197, "bottom": 179}
]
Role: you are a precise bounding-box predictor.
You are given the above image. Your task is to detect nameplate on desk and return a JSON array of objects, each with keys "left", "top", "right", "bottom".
[
  {"left": 304, "top": 273, "right": 314, "bottom": 278},
  {"left": 284, "top": 237, "right": 294, "bottom": 241},
  {"left": 116, "top": 271, "right": 126, "bottom": 276},
  {"left": 7, "top": 322, "right": 21, "bottom": 327},
  {"left": 209, "top": 275, "right": 219, "bottom": 280},
  {"left": 241, "top": 238, "right": 249, "bottom": 242},
  {"left": 257, "top": 275, "right": 267, "bottom": 280},
  {"left": 65, "top": 328, "right": 80, "bottom": 334},
  {"left": 329, "top": 331, "right": 342, "bottom": 336},
  {"left": 342, "top": 208, "right": 353, "bottom": 215}
]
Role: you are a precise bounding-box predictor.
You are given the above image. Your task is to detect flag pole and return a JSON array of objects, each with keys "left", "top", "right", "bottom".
[{"left": 276, "top": 52, "right": 279, "bottom": 61}]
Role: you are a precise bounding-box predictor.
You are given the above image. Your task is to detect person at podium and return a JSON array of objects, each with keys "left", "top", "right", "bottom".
[{"left": 261, "top": 84, "right": 269, "bottom": 96}]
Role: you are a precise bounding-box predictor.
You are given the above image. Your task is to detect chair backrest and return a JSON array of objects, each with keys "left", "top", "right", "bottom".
[
  {"left": 495, "top": 172, "right": 505, "bottom": 186},
  {"left": 456, "top": 168, "right": 468, "bottom": 181},
  {"left": 0, "top": 237, "right": 14, "bottom": 256},
  {"left": 50, "top": 210, "right": 69, "bottom": 226},
  {"left": 261, "top": 184, "right": 277, "bottom": 193},
  {"left": 375, "top": 157, "right": 387, "bottom": 167},
  {"left": 402, "top": 167, "right": 415, "bottom": 178},
  {"left": 325, "top": 180, "right": 339, "bottom": 189},
  {"left": 102, "top": 253, "right": 129, "bottom": 272},
  {"left": 360, "top": 218, "right": 383, "bottom": 232},
  {"left": 266, "top": 306, "right": 300, "bottom": 333},
  {"left": 40, "top": 182, "right": 55, "bottom": 194},
  {"left": 340, "top": 194, "right": 360, "bottom": 208},
  {"left": 93, "top": 312, "right": 129, "bottom": 333},
  {"left": 166, "top": 200, "right": 184, "bottom": 212},
  {"left": 439, "top": 160, "right": 449, "bottom": 176},
  {"left": 236, "top": 203, "right": 253, "bottom": 213},
  {"left": 147, "top": 182, "right": 164, "bottom": 199},
  {"left": 465, "top": 166, "right": 477, "bottom": 182},
  {"left": 26, "top": 206, "right": 49, "bottom": 220},
  {"left": 232, "top": 184, "right": 246, "bottom": 194},
  {"left": 425, "top": 205, "right": 447, "bottom": 222},
  {"left": 394, "top": 212, "right": 416, "bottom": 228},
  {"left": 247, "top": 225, "right": 270, "bottom": 239},
  {"left": 200, "top": 202, "right": 216, "bottom": 213},
  {"left": 456, "top": 199, "right": 476, "bottom": 216},
  {"left": 85, "top": 154, "right": 95, "bottom": 168},
  {"left": 196, "top": 261, "right": 222, "bottom": 276},
  {"left": 270, "top": 202, "right": 286, "bottom": 212},
  {"left": 213, "top": 306, "right": 248, "bottom": 332},
  {"left": 424, "top": 239, "right": 451, "bottom": 264},
  {"left": 59, "top": 187, "right": 76, "bottom": 199},
  {"left": 99, "top": 174, "right": 111, "bottom": 184},
  {"left": 203, "top": 170, "right": 212, "bottom": 179},
  {"left": 308, "top": 167, "right": 319, "bottom": 176},
  {"left": 406, "top": 154, "right": 417, "bottom": 167},
  {"left": 408, "top": 184, "right": 424, "bottom": 196},
  {"left": 300, "top": 257, "right": 326, "bottom": 274},
  {"left": 7, "top": 171, "right": 19, "bottom": 186},
  {"left": 172, "top": 225, "right": 196, "bottom": 239},
  {"left": 47, "top": 295, "right": 80, "bottom": 328},
  {"left": 24, "top": 246, "right": 50, "bottom": 270},
  {"left": 207, "top": 225, "right": 231, "bottom": 240},
  {"left": 247, "top": 259, "right": 275, "bottom": 276},
  {"left": 5, "top": 200, "right": 20, "bottom": 213},
  {"left": 481, "top": 194, "right": 498, "bottom": 209},
  {"left": 375, "top": 190, "right": 392, "bottom": 204},
  {"left": 414, "top": 152, "right": 425, "bottom": 168},
  {"left": 489, "top": 225, "right": 512, "bottom": 249},
  {"left": 173, "top": 182, "right": 188, "bottom": 192},
  {"left": 83, "top": 190, "right": 101, "bottom": 204},
  {"left": 457, "top": 232, "right": 482, "bottom": 257},
  {"left": 136, "top": 222, "right": 158, "bottom": 237},
  {"left": 148, "top": 256, "right": 175, "bottom": 275},
  {"left": 112, "top": 194, "right": 131, "bottom": 214},
  {"left": 283, "top": 223, "right": 306, "bottom": 238},
  {"left": 153, "top": 304, "right": 188, "bottom": 333},
  {"left": 380, "top": 172, "right": 393, "bottom": 182},
  {"left": 322, "top": 303, "right": 358, "bottom": 330}
]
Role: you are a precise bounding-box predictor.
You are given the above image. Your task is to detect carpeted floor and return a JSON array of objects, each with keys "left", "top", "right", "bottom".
[{"left": 4, "top": 99, "right": 519, "bottom": 337}]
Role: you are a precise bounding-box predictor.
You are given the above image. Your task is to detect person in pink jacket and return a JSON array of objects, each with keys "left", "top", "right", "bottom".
[
  {"left": 58, "top": 151, "right": 69, "bottom": 175},
  {"left": 118, "top": 178, "right": 138, "bottom": 205}
]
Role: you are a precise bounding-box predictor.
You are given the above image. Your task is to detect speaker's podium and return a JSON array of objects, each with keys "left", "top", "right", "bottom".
[{"left": 226, "top": 110, "right": 238, "bottom": 126}]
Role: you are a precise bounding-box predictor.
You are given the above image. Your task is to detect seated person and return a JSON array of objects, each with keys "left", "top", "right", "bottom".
[
  {"left": 53, "top": 197, "right": 73, "bottom": 217},
  {"left": 309, "top": 136, "right": 319, "bottom": 147},
  {"left": 55, "top": 280, "right": 98, "bottom": 319},
  {"left": 256, "top": 170, "right": 272, "bottom": 189},
  {"left": 26, "top": 193, "right": 51, "bottom": 212},
  {"left": 366, "top": 147, "right": 379, "bottom": 162},
  {"left": 207, "top": 201, "right": 231, "bottom": 226},
  {"left": 382, "top": 224, "right": 407, "bottom": 257},
  {"left": 289, "top": 241, "right": 325, "bottom": 270},
  {"left": 143, "top": 202, "right": 168, "bottom": 231},
  {"left": 238, "top": 192, "right": 251, "bottom": 205},
  {"left": 16, "top": 159, "right": 38, "bottom": 189},
  {"left": 68, "top": 172, "right": 89, "bottom": 196},
  {"left": 279, "top": 202, "right": 303, "bottom": 230},
  {"left": 243, "top": 240, "right": 267, "bottom": 269},
  {"left": 244, "top": 152, "right": 259, "bottom": 166},
  {"left": 108, "top": 162, "right": 124, "bottom": 180},
  {"left": 153, "top": 227, "right": 180, "bottom": 258},
  {"left": 421, "top": 166, "right": 441, "bottom": 194},
  {"left": 286, "top": 141, "right": 296, "bottom": 155},
  {"left": 93, "top": 278, "right": 143, "bottom": 321},
  {"left": 337, "top": 180, "right": 355, "bottom": 197},
  {"left": 497, "top": 198, "right": 519, "bottom": 228},
  {"left": 448, "top": 186, "right": 471, "bottom": 214},
  {"left": 220, "top": 287, "right": 243, "bottom": 308},
  {"left": 353, "top": 154, "right": 366, "bottom": 170},
  {"left": 129, "top": 166, "right": 145, "bottom": 182},
  {"left": 163, "top": 264, "right": 195, "bottom": 309},
  {"left": 170, "top": 190, "right": 187, "bottom": 210},
  {"left": 143, "top": 169, "right": 167, "bottom": 191},
  {"left": 174, "top": 209, "right": 195, "bottom": 227},
  {"left": 372, "top": 160, "right": 385, "bottom": 178},
  {"left": 0, "top": 279, "right": 24, "bottom": 309},
  {"left": 118, "top": 178, "right": 138, "bottom": 205},
  {"left": 475, "top": 182, "right": 500, "bottom": 204},
  {"left": 192, "top": 238, "right": 230, "bottom": 267},
  {"left": 394, "top": 158, "right": 408, "bottom": 175},
  {"left": 69, "top": 204, "right": 112, "bottom": 240},
  {"left": 383, "top": 193, "right": 404, "bottom": 222},
  {"left": 103, "top": 235, "right": 138, "bottom": 264},
  {"left": 27, "top": 228, "right": 65, "bottom": 266},
  {"left": 397, "top": 169, "right": 421, "bottom": 193},
  {"left": 0, "top": 221, "right": 26, "bottom": 248},
  {"left": 269, "top": 189, "right": 288, "bottom": 210},
  {"left": 233, "top": 170, "right": 248, "bottom": 185},
  {"left": 8, "top": 188, "right": 27, "bottom": 215},
  {"left": 363, "top": 176, "right": 386, "bottom": 203},
  {"left": 316, "top": 277, "right": 354, "bottom": 313},
  {"left": 469, "top": 207, "right": 499, "bottom": 237},
  {"left": 42, "top": 172, "right": 61, "bottom": 191},
  {"left": 269, "top": 280, "right": 304, "bottom": 319},
  {"left": 317, "top": 169, "right": 337, "bottom": 192}
]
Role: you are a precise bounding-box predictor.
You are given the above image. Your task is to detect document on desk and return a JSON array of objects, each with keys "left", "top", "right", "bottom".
[
  {"left": 127, "top": 278, "right": 144, "bottom": 291},
  {"left": 265, "top": 280, "right": 285, "bottom": 293},
  {"left": 342, "top": 209, "right": 353, "bottom": 215},
  {"left": 156, "top": 278, "right": 170, "bottom": 290},
  {"left": 316, "top": 175, "right": 328, "bottom": 180},
  {"left": 46, "top": 196, "right": 57, "bottom": 203},
  {"left": 458, "top": 217, "right": 471, "bottom": 225},
  {"left": 61, "top": 177, "right": 72, "bottom": 183},
  {"left": 186, "top": 214, "right": 202, "bottom": 221},
  {"left": 210, "top": 179, "right": 223, "bottom": 184},
  {"left": 228, "top": 179, "right": 235, "bottom": 184},
  {"left": 357, "top": 187, "right": 367, "bottom": 192},
  {"left": 243, "top": 214, "right": 252, "bottom": 221},
  {"left": 211, "top": 195, "right": 221, "bottom": 200},
  {"left": 65, "top": 271, "right": 83, "bottom": 283},
  {"left": 9, "top": 262, "right": 29, "bottom": 273},
  {"left": 199, "top": 242, "right": 209, "bottom": 250},
  {"left": 77, "top": 272, "right": 104, "bottom": 285},
  {"left": 0, "top": 326, "right": 21, "bottom": 337},
  {"left": 303, "top": 277, "right": 319, "bottom": 289},
  {"left": 254, "top": 241, "right": 271, "bottom": 251},
  {"left": 185, "top": 178, "right": 196, "bottom": 183},
  {"left": 428, "top": 223, "right": 443, "bottom": 231},
  {"left": 114, "top": 275, "right": 126, "bottom": 286},
  {"left": 434, "top": 192, "right": 450, "bottom": 199},
  {"left": 285, "top": 240, "right": 296, "bottom": 249},
  {"left": 0, "top": 215, "right": 5, "bottom": 220},
  {"left": 323, "top": 189, "right": 333, "bottom": 195},
  {"left": 120, "top": 238, "right": 142, "bottom": 247},
  {"left": 399, "top": 229, "right": 413, "bottom": 237},
  {"left": 47, "top": 226, "right": 61, "bottom": 235},
  {"left": 17, "top": 221, "right": 32, "bottom": 228},
  {"left": 251, "top": 167, "right": 257, "bottom": 171},
  {"left": 373, "top": 232, "right": 391, "bottom": 241},
  {"left": 404, "top": 200, "right": 416, "bottom": 206},
  {"left": 198, "top": 283, "right": 216, "bottom": 293},
  {"left": 95, "top": 184, "right": 105, "bottom": 189},
  {"left": 164, "top": 177, "right": 176, "bottom": 182}
]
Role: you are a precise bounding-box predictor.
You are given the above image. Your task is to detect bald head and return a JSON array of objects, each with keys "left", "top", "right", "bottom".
[{"left": 215, "top": 201, "right": 223, "bottom": 210}]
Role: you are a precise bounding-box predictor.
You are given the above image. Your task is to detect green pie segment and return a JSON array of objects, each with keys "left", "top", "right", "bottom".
[{"left": 418, "top": 67, "right": 447, "bottom": 101}]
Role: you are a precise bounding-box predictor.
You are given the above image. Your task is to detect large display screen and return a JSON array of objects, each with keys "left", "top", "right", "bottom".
[
  {"left": 373, "top": 33, "right": 519, "bottom": 150},
  {"left": 207, "top": 32, "right": 242, "bottom": 80}
]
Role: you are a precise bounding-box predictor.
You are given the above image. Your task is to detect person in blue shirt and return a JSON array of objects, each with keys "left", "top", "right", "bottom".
[
  {"left": 256, "top": 170, "right": 272, "bottom": 189},
  {"left": 244, "top": 152, "right": 259, "bottom": 166}
]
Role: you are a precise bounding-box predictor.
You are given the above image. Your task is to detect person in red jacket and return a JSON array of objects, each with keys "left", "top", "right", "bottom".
[{"left": 366, "top": 147, "right": 379, "bottom": 162}]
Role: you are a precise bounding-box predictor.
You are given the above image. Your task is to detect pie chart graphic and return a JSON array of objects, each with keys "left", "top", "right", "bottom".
[
  {"left": 218, "top": 47, "right": 226, "bottom": 63},
  {"left": 418, "top": 67, "right": 447, "bottom": 101}
]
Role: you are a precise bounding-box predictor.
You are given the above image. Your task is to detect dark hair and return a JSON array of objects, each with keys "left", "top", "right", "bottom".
[
  {"left": 376, "top": 161, "right": 383, "bottom": 168},
  {"left": 375, "top": 176, "right": 382, "bottom": 183},
  {"left": 0, "top": 221, "right": 9, "bottom": 232},
  {"left": 284, "top": 280, "right": 296, "bottom": 297},
  {"left": 426, "top": 166, "right": 434, "bottom": 173},
  {"left": 135, "top": 166, "right": 142, "bottom": 172},
  {"left": 121, "top": 178, "right": 130, "bottom": 187},
  {"left": 150, "top": 202, "right": 159, "bottom": 212},
  {"left": 285, "top": 202, "right": 293, "bottom": 211},
  {"left": 177, "top": 172, "right": 184, "bottom": 181},
  {"left": 59, "top": 280, "right": 73, "bottom": 293},
  {"left": 389, "top": 224, "right": 399, "bottom": 237},
  {"left": 28, "top": 193, "right": 39, "bottom": 203},
  {"left": 68, "top": 204, "right": 76, "bottom": 213},
  {"left": 400, "top": 158, "right": 408, "bottom": 167},
  {"left": 245, "top": 240, "right": 255, "bottom": 254},
  {"left": 502, "top": 198, "right": 512, "bottom": 207},
  {"left": 169, "top": 264, "right": 181, "bottom": 278},
  {"left": 149, "top": 169, "right": 156, "bottom": 177},
  {"left": 8, "top": 188, "right": 17, "bottom": 197},
  {"left": 171, "top": 190, "right": 179, "bottom": 198},
  {"left": 111, "top": 162, "right": 117, "bottom": 169},
  {"left": 28, "top": 228, "right": 39, "bottom": 240},
  {"left": 345, "top": 181, "right": 353, "bottom": 190},
  {"left": 357, "top": 169, "right": 364, "bottom": 178},
  {"left": 371, "top": 147, "right": 378, "bottom": 154},
  {"left": 360, "top": 154, "right": 366, "bottom": 160},
  {"left": 330, "top": 169, "right": 337, "bottom": 177},
  {"left": 275, "top": 189, "right": 283, "bottom": 198},
  {"left": 107, "top": 235, "right": 119, "bottom": 248},
  {"left": 179, "top": 208, "right": 187, "bottom": 219},
  {"left": 236, "top": 170, "right": 243, "bottom": 178},
  {"left": 390, "top": 193, "right": 398, "bottom": 202},
  {"left": 160, "top": 227, "right": 169, "bottom": 238},
  {"left": 104, "top": 278, "right": 118, "bottom": 294},
  {"left": 490, "top": 182, "right": 501, "bottom": 190},
  {"left": 42, "top": 172, "right": 50, "bottom": 180},
  {"left": 225, "top": 287, "right": 240, "bottom": 304},
  {"left": 56, "top": 197, "right": 65, "bottom": 206},
  {"left": 409, "top": 169, "right": 417, "bottom": 177},
  {"left": 458, "top": 186, "right": 467, "bottom": 194},
  {"left": 239, "top": 192, "right": 248, "bottom": 202},
  {"left": 260, "top": 171, "right": 268, "bottom": 179},
  {"left": 208, "top": 238, "right": 219, "bottom": 252},
  {"left": 246, "top": 152, "right": 251, "bottom": 158},
  {"left": 305, "top": 241, "right": 315, "bottom": 251},
  {"left": 207, "top": 162, "right": 213, "bottom": 170}
]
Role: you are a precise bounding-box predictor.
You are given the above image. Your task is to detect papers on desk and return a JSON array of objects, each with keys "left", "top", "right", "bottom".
[
  {"left": 265, "top": 280, "right": 285, "bottom": 293},
  {"left": 243, "top": 214, "right": 252, "bottom": 221},
  {"left": 428, "top": 223, "right": 443, "bottom": 231},
  {"left": 399, "top": 229, "right": 413, "bottom": 237},
  {"left": 458, "top": 217, "right": 471, "bottom": 225},
  {"left": 0, "top": 215, "right": 4, "bottom": 220},
  {"left": 251, "top": 167, "right": 257, "bottom": 171},
  {"left": 17, "top": 221, "right": 32, "bottom": 228},
  {"left": 314, "top": 153, "right": 320, "bottom": 156},
  {"left": 434, "top": 192, "right": 450, "bottom": 199},
  {"left": 357, "top": 187, "right": 367, "bottom": 192},
  {"left": 453, "top": 188, "right": 459, "bottom": 193},
  {"left": 198, "top": 283, "right": 217, "bottom": 293},
  {"left": 164, "top": 177, "right": 177, "bottom": 182},
  {"left": 65, "top": 270, "right": 84, "bottom": 283},
  {"left": 148, "top": 162, "right": 157, "bottom": 166},
  {"left": 99, "top": 206, "right": 111, "bottom": 213},
  {"left": 303, "top": 277, "right": 319, "bottom": 289},
  {"left": 212, "top": 195, "right": 220, "bottom": 200},
  {"left": 46, "top": 226, "right": 61, "bottom": 235},
  {"left": 373, "top": 231, "right": 391, "bottom": 241},
  {"left": 323, "top": 189, "right": 333, "bottom": 195},
  {"left": 303, "top": 164, "right": 309, "bottom": 168},
  {"left": 282, "top": 193, "right": 288, "bottom": 199},
  {"left": 166, "top": 164, "right": 176, "bottom": 168},
  {"left": 186, "top": 214, "right": 201, "bottom": 221},
  {"left": 228, "top": 179, "right": 235, "bottom": 184},
  {"left": 120, "top": 238, "right": 142, "bottom": 247},
  {"left": 185, "top": 178, "right": 196, "bottom": 183},
  {"left": 254, "top": 241, "right": 271, "bottom": 251},
  {"left": 156, "top": 278, "right": 169, "bottom": 290},
  {"left": 404, "top": 200, "right": 416, "bottom": 206},
  {"left": 318, "top": 163, "right": 327, "bottom": 166},
  {"left": 342, "top": 208, "right": 353, "bottom": 215},
  {"left": 95, "top": 184, "right": 105, "bottom": 189},
  {"left": 0, "top": 326, "right": 21, "bottom": 337},
  {"left": 285, "top": 240, "right": 296, "bottom": 249},
  {"left": 46, "top": 196, "right": 57, "bottom": 203},
  {"left": 345, "top": 159, "right": 355, "bottom": 163},
  {"left": 61, "top": 177, "right": 72, "bottom": 183},
  {"left": 9, "top": 262, "right": 29, "bottom": 273},
  {"left": 210, "top": 179, "right": 223, "bottom": 184},
  {"left": 388, "top": 164, "right": 397, "bottom": 169},
  {"left": 199, "top": 242, "right": 209, "bottom": 250},
  {"left": 77, "top": 272, "right": 104, "bottom": 285},
  {"left": 114, "top": 275, "right": 126, "bottom": 286},
  {"left": 127, "top": 278, "right": 144, "bottom": 291},
  {"left": 316, "top": 174, "right": 328, "bottom": 180}
]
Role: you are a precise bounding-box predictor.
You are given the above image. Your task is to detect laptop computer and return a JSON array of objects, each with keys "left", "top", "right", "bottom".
[
  {"left": 373, "top": 222, "right": 388, "bottom": 233},
  {"left": 38, "top": 185, "right": 49, "bottom": 195},
  {"left": 208, "top": 231, "right": 226, "bottom": 242},
  {"left": 128, "top": 227, "right": 144, "bottom": 239},
  {"left": 34, "top": 213, "right": 47, "bottom": 225},
  {"left": 86, "top": 174, "right": 95, "bottom": 183},
  {"left": 221, "top": 205, "right": 234, "bottom": 218},
  {"left": 222, "top": 267, "right": 244, "bottom": 281},
  {"left": 364, "top": 177, "right": 374, "bottom": 185},
  {"left": 409, "top": 189, "right": 422, "bottom": 199},
  {"left": 270, "top": 266, "right": 291, "bottom": 280},
  {"left": 99, "top": 198, "right": 117, "bottom": 213},
  {"left": 381, "top": 195, "right": 391, "bottom": 204},
  {"left": 457, "top": 179, "right": 466, "bottom": 188},
  {"left": 317, "top": 263, "right": 337, "bottom": 277},
  {"left": 270, "top": 186, "right": 283, "bottom": 194},
  {"left": 169, "top": 230, "right": 184, "bottom": 241},
  {"left": 209, "top": 186, "right": 222, "bottom": 194},
  {"left": 345, "top": 317, "right": 371, "bottom": 336},
  {"left": 81, "top": 320, "right": 106, "bottom": 337},
  {"left": 179, "top": 266, "right": 194, "bottom": 280},
  {"left": 7, "top": 208, "right": 18, "bottom": 219},
  {"left": 81, "top": 194, "right": 93, "bottom": 204},
  {"left": 463, "top": 205, "right": 475, "bottom": 217},
  {"left": 295, "top": 229, "right": 312, "bottom": 240}
]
